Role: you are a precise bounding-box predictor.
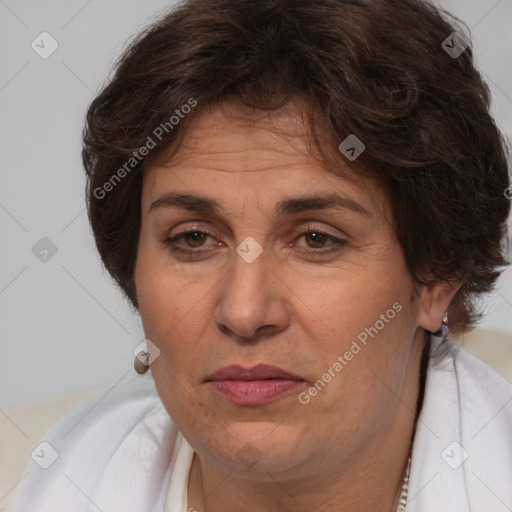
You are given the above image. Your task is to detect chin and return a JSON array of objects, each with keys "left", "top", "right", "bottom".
[{"left": 205, "top": 423, "right": 307, "bottom": 473}]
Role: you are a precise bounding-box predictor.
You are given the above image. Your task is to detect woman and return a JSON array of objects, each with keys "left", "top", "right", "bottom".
[{"left": 6, "top": 0, "right": 512, "bottom": 511}]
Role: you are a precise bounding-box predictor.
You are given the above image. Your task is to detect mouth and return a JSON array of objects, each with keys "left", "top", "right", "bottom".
[{"left": 205, "top": 364, "right": 307, "bottom": 406}]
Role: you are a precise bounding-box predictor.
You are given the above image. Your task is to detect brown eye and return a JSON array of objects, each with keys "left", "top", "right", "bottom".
[
  {"left": 304, "top": 231, "right": 330, "bottom": 249},
  {"left": 293, "top": 226, "right": 349, "bottom": 258},
  {"left": 183, "top": 231, "right": 208, "bottom": 247}
]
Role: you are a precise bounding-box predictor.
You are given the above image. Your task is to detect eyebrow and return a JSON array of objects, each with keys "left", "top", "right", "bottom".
[{"left": 149, "top": 192, "right": 372, "bottom": 218}]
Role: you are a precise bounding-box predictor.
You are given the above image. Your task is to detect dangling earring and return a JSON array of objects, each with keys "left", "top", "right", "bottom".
[
  {"left": 134, "top": 351, "right": 150, "bottom": 374},
  {"left": 133, "top": 338, "right": 160, "bottom": 375},
  {"left": 433, "top": 312, "right": 449, "bottom": 339}
]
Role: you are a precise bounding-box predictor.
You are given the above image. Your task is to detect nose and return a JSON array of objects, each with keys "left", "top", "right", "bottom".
[{"left": 214, "top": 246, "right": 290, "bottom": 341}]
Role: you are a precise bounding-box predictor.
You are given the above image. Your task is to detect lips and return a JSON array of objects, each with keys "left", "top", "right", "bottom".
[
  {"left": 206, "top": 364, "right": 303, "bottom": 382},
  {"left": 206, "top": 364, "right": 306, "bottom": 406}
]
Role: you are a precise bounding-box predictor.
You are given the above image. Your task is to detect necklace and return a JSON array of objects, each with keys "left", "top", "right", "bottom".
[{"left": 395, "top": 457, "right": 411, "bottom": 512}]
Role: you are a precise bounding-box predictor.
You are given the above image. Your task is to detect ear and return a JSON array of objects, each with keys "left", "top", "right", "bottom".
[{"left": 416, "top": 280, "right": 463, "bottom": 332}]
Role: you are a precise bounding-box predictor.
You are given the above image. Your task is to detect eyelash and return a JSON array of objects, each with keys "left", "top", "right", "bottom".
[{"left": 164, "top": 224, "right": 348, "bottom": 259}]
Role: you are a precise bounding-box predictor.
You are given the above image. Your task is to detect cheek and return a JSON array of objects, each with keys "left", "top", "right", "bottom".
[
  {"left": 287, "top": 261, "right": 410, "bottom": 350},
  {"left": 289, "top": 260, "right": 416, "bottom": 406},
  {"left": 135, "top": 235, "right": 201, "bottom": 332},
  {"left": 135, "top": 260, "right": 218, "bottom": 430},
  {"left": 308, "top": 282, "right": 416, "bottom": 404},
  {"left": 135, "top": 249, "right": 223, "bottom": 388},
  {"left": 136, "top": 267, "right": 211, "bottom": 353}
]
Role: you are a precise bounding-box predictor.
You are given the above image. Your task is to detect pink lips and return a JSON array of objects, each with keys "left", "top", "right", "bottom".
[{"left": 206, "top": 364, "right": 306, "bottom": 406}]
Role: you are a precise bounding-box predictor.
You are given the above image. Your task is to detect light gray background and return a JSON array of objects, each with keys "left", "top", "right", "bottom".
[{"left": 1, "top": 0, "right": 511, "bottom": 410}]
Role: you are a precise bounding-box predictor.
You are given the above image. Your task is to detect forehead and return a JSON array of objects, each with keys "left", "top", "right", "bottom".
[
  {"left": 143, "top": 100, "right": 389, "bottom": 220},
  {"left": 155, "top": 100, "right": 327, "bottom": 170}
]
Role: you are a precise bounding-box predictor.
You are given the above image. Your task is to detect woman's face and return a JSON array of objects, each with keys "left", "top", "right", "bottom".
[{"left": 135, "top": 101, "right": 435, "bottom": 476}]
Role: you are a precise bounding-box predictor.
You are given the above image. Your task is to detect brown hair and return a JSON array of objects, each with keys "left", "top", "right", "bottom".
[{"left": 82, "top": 0, "right": 511, "bottom": 335}]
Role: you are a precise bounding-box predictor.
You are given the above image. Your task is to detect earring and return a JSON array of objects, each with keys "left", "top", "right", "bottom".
[
  {"left": 433, "top": 312, "right": 449, "bottom": 339},
  {"left": 134, "top": 351, "right": 150, "bottom": 374}
]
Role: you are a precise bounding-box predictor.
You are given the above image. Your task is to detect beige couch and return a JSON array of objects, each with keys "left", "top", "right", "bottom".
[{"left": 1, "top": 329, "right": 511, "bottom": 510}]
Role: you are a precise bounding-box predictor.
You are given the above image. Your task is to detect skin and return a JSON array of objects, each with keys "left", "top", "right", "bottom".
[{"left": 134, "top": 99, "right": 461, "bottom": 512}]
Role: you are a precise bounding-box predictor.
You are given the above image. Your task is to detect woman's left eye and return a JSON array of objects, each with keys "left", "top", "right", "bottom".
[
  {"left": 292, "top": 226, "right": 348, "bottom": 257},
  {"left": 302, "top": 231, "right": 332, "bottom": 249}
]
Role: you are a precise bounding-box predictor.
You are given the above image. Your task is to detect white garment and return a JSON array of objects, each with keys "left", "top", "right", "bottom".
[
  {"left": 164, "top": 430, "right": 194, "bottom": 512},
  {"left": 5, "top": 335, "right": 512, "bottom": 512}
]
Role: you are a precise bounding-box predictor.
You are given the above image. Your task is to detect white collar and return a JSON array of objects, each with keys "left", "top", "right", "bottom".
[
  {"left": 164, "top": 430, "right": 195, "bottom": 512},
  {"left": 407, "top": 335, "right": 512, "bottom": 511}
]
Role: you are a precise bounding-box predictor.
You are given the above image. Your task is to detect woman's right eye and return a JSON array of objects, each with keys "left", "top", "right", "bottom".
[
  {"left": 175, "top": 230, "right": 210, "bottom": 247},
  {"left": 164, "top": 229, "right": 217, "bottom": 255}
]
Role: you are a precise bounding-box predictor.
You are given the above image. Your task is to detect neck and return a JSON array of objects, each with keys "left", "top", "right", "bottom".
[{"left": 188, "top": 333, "right": 427, "bottom": 512}]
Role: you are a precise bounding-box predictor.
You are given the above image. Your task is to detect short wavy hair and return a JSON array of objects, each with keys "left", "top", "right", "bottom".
[{"left": 82, "top": 0, "right": 511, "bottom": 335}]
